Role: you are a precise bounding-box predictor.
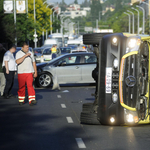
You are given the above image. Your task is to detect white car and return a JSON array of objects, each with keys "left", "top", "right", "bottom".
[{"left": 35, "top": 47, "right": 52, "bottom": 63}]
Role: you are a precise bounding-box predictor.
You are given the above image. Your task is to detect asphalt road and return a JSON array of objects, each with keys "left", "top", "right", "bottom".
[{"left": 1, "top": 77, "right": 150, "bottom": 150}]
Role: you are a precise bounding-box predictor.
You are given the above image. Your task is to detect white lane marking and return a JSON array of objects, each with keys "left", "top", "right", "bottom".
[
  {"left": 61, "top": 104, "right": 66, "bottom": 108},
  {"left": 75, "top": 138, "right": 86, "bottom": 149},
  {"left": 62, "top": 90, "right": 69, "bottom": 93},
  {"left": 66, "top": 117, "right": 74, "bottom": 123},
  {"left": 57, "top": 95, "right": 61, "bottom": 98}
]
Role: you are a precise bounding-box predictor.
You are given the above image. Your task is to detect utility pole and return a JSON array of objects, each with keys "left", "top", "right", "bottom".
[
  {"left": 33, "top": 0, "right": 37, "bottom": 48},
  {"left": 96, "top": 19, "right": 98, "bottom": 31},
  {"left": 14, "top": 0, "right": 17, "bottom": 46},
  {"left": 78, "top": 21, "right": 79, "bottom": 35},
  {"left": 124, "top": 12, "right": 131, "bottom": 33},
  {"left": 127, "top": 10, "right": 134, "bottom": 34}
]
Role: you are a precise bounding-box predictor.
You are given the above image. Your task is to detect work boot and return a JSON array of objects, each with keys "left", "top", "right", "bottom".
[
  {"left": 9, "top": 94, "right": 16, "bottom": 98},
  {"left": 29, "top": 100, "right": 37, "bottom": 106},
  {"left": 19, "top": 102, "right": 25, "bottom": 105},
  {"left": 3, "top": 94, "right": 9, "bottom": 99}
]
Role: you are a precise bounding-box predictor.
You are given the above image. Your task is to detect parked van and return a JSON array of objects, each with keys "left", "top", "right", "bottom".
[
  {"left": 44, "top": 39, "right": 58, "bottom": 47},
  {"left": 67, "top": 39, "right": 83, "bottom": 47}
]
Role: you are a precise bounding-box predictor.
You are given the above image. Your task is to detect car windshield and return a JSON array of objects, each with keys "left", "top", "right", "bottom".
[
  {"left": 43, "top": 48, "right": 52, "bottom": 55},
  {"left": 68, "top": 44, "right": 79, "bottom": 47},
  {"left": 34, "top": 48, "right": 42, "bottom": 54},
  {"left": 60, "top": 47, "right": 71, "bottom": 53}
]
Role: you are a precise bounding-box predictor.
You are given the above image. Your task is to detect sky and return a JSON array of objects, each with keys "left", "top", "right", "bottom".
[{"left": 47, "top": 0, "right": 85, "bottom": 5}]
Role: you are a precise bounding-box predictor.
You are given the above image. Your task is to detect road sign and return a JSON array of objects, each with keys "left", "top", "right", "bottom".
[
  {"left": 33, "top": 34, "right": 38, "bottom": 38},
  {"left": 34, "top": 38, "right": 38, "bottom": 42},
  {"left": 84, "top": 27, "right": 93, "bottom": 32}
]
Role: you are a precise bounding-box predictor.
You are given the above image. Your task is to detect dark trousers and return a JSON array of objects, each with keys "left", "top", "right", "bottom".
[
  {"left": 3, "top": 67, "right": 15, "bottom": 96},
  {"left": 52, "top": 53, "right": 56, "bottom": 59}
]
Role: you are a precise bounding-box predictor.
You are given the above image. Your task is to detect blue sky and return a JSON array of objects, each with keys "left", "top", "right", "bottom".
[{"left": 47, "top": 0, "right": 85, "bottom": 5}]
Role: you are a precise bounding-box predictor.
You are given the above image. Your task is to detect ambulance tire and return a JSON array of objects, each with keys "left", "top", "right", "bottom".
[
  {"left": 80, "top": 111, "right": 100, "bottom": 125},
  {"left": 83, "top": 33, "right": 109, "bottom": 45},
  {"left": 82, "top": 103, "right": 93, "bottom": 112},
  {"left": 36, "top": 73, "right": 52, "bottom": 88}
]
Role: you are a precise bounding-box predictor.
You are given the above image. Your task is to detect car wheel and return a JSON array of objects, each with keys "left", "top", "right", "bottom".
[
  {"left": 80, "top": 111, "right": 100, "bottom": 125},
  {"left": 82, "top": 103, "right": 93, "bottom": 112},
  {"left": 36, "top": 73, "right": 52, "bottom": 88},
  {"left": 83, "top": 33, "right": 110, "bottom": 45}
]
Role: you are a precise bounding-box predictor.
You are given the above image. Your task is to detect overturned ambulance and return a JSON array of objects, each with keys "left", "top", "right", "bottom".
[{"left": 80, "top": 33, "right": 150, "bottom": 125}]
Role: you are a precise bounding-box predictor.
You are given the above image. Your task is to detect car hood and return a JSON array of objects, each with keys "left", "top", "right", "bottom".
[{"left": 36, "top": 62, "right": 47, "bottom": 68}]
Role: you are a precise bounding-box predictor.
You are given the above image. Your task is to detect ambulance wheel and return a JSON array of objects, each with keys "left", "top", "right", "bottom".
[
  {"left": 36, "top": 73, "right": 52, "bottom": 88},
  {"left": 82, "top": 103, "right": 93, "bottom": 112},
  {"left": 83, "top": 33, "right": 109, "bottom": 45},
  {"left": 80, "top": 112, "right": 100, "bottom": 125}
]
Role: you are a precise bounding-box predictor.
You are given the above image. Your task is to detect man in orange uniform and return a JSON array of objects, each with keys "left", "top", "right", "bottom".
[{"left": 16, "top": 42, "right": 37, "bottom": 106}]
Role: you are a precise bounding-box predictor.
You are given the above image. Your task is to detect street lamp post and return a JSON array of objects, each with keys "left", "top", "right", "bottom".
[
  {"left": 141, "top": 1, "right": 150, "bottom": 34},
  {"left": 14, "top": 0, "right": 17, "bottom": 46},
  {"left": 33, "top": 0, "right": 37, "bottom": 48},
  {"left": 61, "top": 16, "right": 68, "bottom": 47},
  {"left": 136, "top": 5, "right": 145, "bottom": 34},
  {"left": 124, "top": 12, "right": 131, "bottom": 33},
  {"left": 127, "top": 10, "right": 134, "bottom": 34},
  {"left": 99, "top": 11, "right": 101, "bottom": 21},
  {"left": 53, "top": 8, "right": 59, "bottom": 19},
  {"left": 131, "top": 7, "right": 140, "bottom": 35},
  {"left": 46, "top": 5, "right": 58, "bottom": 35}
]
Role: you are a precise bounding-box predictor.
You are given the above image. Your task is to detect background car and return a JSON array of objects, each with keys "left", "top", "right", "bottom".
[
  {"left": 60, "top": 47, "right": 71, "bottom": 55},
  {"left": 35, "top": 52, "right": 97, "bottom": 88},
  {"left": 13, "top": 46, "right": 33, "bottom": 58},
  {"left": 35, "top": 47, "right": 61, "bottom": 63}
]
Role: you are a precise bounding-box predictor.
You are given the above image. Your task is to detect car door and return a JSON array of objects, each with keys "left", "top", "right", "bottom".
[
  {"left": 55, "top": 55, "right": 82, "bottom": 83},
  {"left": 81, "top": 54, "right": 97, "bottom": 83}
]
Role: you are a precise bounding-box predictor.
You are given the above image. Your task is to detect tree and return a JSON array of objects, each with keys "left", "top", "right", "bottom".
[
  {"left": 81, "top": 0, "right": 90, "bottom": 7},
  {"left": 0, "top": 0, "right": 57, "bottom": 46},
  {"left": 90, "top": 0, "right": 102, "bottom": 20},
  {"left": 74, "top": 0, "right": 78, "bottom": 4}
]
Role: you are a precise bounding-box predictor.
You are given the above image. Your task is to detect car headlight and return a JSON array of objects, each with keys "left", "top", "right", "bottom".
[
  {"left": 128, "top": 39, "right": 137, "bottom": 49},
  {"left": 112, "top": 93, "right": 118, "bottom": 103},
  {"left": 126, "top": 114, "right": 134, "bottom": 123},
  {"left": 112, "top": 37, "right": 117, "bottom": 46},
  {"left": 113, "top": 58, "right": 119, "bottom": 69},
  {"left": 110, "top": 117, "right": 115, "bottom": 123},
  {"left": 126, "top": 38, "right": 141, "bottom": 54},
  {"left": 124, "top": 109, "right": 139, "bottom": 124}
]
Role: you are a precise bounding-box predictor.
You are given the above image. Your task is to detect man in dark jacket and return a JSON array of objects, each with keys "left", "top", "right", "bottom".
[{"left": 0, "top": 44, "right": 6, "bottom": 97}]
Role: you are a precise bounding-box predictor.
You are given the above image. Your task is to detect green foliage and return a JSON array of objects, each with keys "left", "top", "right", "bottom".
[
  {"left": 0, "top": 0, "right": 62, "bottom": 46},
  {"left": 90, "top": 0, "right": 102, "bottom": 20},
  {"left": 74, "top": 0, "right": 78, "bottom": 4},
  {"left": 81, "top": 0, "right": 90, "bottom": 7}
]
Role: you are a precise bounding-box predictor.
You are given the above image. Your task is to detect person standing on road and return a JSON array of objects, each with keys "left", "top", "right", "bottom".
[
  {"left": 2, "top": 45, "right": 17, "bottom": 99},
  {"left": 0, "top": 44, "right": 6, "bottom": 97},
  {"left": 16, "top": 42, "right": 37, "bottom": 106},
  {"left": 51, "top": 44, "right": 57, "bottom": 59}
]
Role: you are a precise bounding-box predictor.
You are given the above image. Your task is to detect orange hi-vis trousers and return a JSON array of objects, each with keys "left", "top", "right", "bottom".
[{"left": 18, "top": 73, "right": 35, "bottom": 104}]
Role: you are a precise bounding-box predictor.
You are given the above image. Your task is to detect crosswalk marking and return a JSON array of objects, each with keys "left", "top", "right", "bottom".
[
  {"left": 66, "top": 117, "right": 74, "bottom": 123},
  {"left": 57, "top": 95, "right": 61, "bottom": 98},
  {"left": 61, "top": 104, "right": 66, "bottom": 108},
  {"left": 75, "top": 138, "right": 86, "bottom": 148},
  {"left": 62, "top": 90, "right": 69, "bottom": 93}
]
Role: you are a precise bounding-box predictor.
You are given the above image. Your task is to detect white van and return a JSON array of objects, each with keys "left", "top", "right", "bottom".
[
  {"left": 44, "top": 39, "right": 58, "bottom": 47},
  {"left": 67, "top": 39, "right": 83, "bottom": 47}
]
